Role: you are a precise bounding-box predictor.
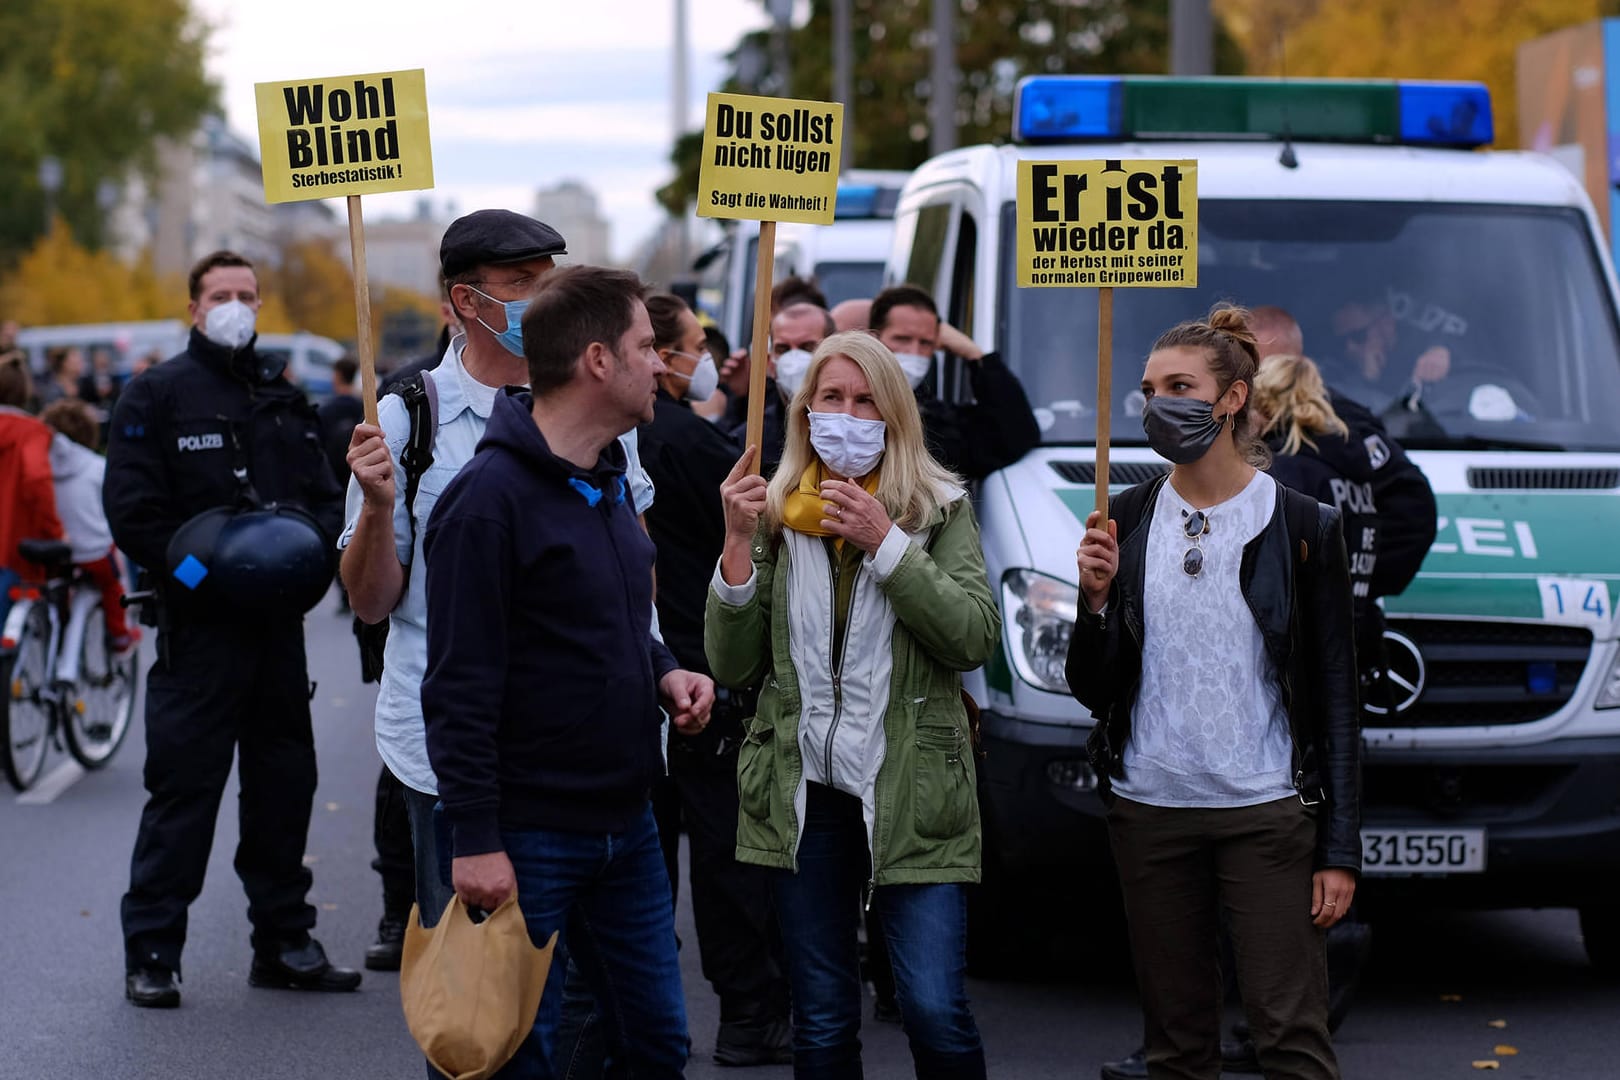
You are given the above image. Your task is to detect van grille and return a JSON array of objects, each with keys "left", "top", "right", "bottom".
[
  {"left": 1049, "top": 461, "right": 1169, "bottom": 486},
  {"left": 1375, "top": 619, "right": 1592, "bottom": 727},
  {"left": 1466, "top": 467, "right": 1619, "bottom": 490}
]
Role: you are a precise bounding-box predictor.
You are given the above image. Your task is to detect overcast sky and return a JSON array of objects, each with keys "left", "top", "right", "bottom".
[{"left": 193, "top": 0, "right": 771, "bottom": 260}]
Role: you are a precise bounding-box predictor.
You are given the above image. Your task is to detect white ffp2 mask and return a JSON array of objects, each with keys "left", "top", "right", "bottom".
[{"left": 203, "top": 300, "right": 257, "bottom": 351}]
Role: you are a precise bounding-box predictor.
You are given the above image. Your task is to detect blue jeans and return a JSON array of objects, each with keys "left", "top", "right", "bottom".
[
  {"left": 772, "top": 783, "right": 985, "bottom": 1080},
  {"left": 492, "top": 804, "right": 688, "bottom": 1079},
  {"left": 403, "top": 786, "right": 456, "bottom": 930}
]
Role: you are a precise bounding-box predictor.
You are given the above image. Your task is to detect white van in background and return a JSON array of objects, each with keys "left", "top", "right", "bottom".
[
  {"left": 13, "top": 320, "right": 188, "bottom": 378},
  {"left": 12, "top": 321, "right": 345, "bottom": 399}
]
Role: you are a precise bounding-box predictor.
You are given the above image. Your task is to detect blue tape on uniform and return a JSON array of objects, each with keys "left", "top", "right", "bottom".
[{"left": 173, "top": 554, "right": 209, "bottom": 590}]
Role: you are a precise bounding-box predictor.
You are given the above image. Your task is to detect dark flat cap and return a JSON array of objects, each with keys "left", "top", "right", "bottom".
[{"left": 440, "top": 209, "right": 567, "bottom": 277}]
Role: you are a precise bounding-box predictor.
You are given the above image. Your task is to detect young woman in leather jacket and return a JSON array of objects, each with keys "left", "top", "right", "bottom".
[{"left": 1065, "top": 306, "right": 1361, "bottom": 1080}]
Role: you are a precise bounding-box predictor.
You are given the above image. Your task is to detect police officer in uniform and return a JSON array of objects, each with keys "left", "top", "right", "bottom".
[{"left": 109, "top": 250, "right": 358, "bottom": 1008}]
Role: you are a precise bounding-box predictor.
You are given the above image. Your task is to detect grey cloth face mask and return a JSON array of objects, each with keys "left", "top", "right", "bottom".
[{"left": 1141, "top": 395, "right": 1227, "bottom": 464}]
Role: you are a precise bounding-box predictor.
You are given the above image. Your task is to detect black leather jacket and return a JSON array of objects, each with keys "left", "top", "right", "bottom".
[{"left": 1065, "top": 475, "right": 1363, "bottom": 875}]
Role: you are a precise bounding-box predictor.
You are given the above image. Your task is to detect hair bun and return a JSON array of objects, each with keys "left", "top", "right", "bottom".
[{"left": 1207, "top": 303, "right": 1257, "bottom": 345}]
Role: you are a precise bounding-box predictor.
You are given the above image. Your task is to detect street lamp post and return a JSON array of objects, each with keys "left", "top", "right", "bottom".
[
  {"left": 38, "top": 156, "right": 63, "bottom": 233},
  {"left": 930, "top": 0, "right": 958, "bottom": 156}
]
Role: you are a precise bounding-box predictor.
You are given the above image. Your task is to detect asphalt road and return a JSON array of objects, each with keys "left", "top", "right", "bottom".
[{"left": 2, "top": 596, "right": 1616, "bottom": 1079}]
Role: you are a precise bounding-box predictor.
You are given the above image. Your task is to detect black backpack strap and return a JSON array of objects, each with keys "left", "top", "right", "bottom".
[
  {"left": 1281, "top": 486, "right": 1324, "bottom": 565},
  {"left": 394, "top": 370, "right": 438, "bottom": 577}
]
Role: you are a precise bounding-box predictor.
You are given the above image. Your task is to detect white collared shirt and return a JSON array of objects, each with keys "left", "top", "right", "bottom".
[{"left": 339, "top": 336, "right": 654, "bottom": 794}]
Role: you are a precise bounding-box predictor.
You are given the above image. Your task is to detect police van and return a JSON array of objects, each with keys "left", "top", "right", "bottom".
[
  {"left": 13, "top": 321, "right": 344, "bottom": 398},
  {"left": 890, "top": 75, "right": 1620, "bottom": 971},
  {"left": 694, "top": 170, "right": 909, "bottom": 348}
]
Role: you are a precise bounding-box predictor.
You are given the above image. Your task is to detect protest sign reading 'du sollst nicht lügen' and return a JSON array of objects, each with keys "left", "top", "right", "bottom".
[
  {"left": 254, "top": 68, "right": 434, "bottom": 205},
  {"left": 697, "top": 92, "right": 845, "bottom": 226}
]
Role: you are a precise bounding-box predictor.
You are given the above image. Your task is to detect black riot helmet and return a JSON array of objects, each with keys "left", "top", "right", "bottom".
[{"left": 165, "top": 502, "right": 335, "bottom": 618}]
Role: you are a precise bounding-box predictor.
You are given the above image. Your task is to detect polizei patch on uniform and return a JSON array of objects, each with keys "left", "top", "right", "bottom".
[{"left": 177, "top": 433, "right": 226, "bottom": 452}]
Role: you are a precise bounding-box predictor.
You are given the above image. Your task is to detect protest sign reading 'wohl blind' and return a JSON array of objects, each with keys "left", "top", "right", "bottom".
[
  {"left": 697, "top": 92, "right": 845, "bottom": 226},
  {"left": 254, "top": 68, "right": 433, "bottom": 205},
  {"left": 1016, "top": 159, "right": 1198, "bottom": 288}
]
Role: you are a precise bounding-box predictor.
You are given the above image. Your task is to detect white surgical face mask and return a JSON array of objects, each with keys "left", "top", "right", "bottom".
[
  {"left": 203, "top": 299, "right": 257, "bottom": 351},
  {"left": 666, "top": 351, "right": 719, "bottom": 402},
  {"left": 808, "top": 408, "right": 887, "bottom": 478},
  {"left": 894, "top": 351, "right": 933, "bottom": 390},
  {"left": 775, "top": 348, "right": 814, "bottom": 398}
]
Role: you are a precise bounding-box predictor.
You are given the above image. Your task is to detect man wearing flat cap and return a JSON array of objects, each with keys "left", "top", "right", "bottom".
[{"left": 339, "top": 210, "right": 659, "bottom": 967}]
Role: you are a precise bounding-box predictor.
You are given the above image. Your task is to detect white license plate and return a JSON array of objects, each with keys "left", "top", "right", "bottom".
[{"left": 1360, "top": 829, "right": 1486, "bottom": 876}]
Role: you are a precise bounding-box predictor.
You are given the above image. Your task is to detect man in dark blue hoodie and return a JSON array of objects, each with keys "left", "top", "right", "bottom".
[{"left": 421, "top": 264, "right": 712, "bottom": 1077}]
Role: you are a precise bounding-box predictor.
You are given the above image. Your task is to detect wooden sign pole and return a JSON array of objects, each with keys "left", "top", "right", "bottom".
[
  {"left": 744, "top": 220, "right": 778, "bottom": 476},
  {"left": 1095, "top": 286, "right": 1113, "bottom": 516},
  {"left": 347, "top": 194, "right": 379, "bottom": 425}
]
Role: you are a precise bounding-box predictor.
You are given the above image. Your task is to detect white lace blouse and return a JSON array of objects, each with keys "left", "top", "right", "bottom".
[{"left": 1113, "top": 471, "right": 1298, "bottom": 809}]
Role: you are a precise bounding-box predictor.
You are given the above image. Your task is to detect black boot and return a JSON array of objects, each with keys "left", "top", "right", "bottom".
[
  {"left": 365, "top": 911, "right": 408, "bottom": 971},
  {"left": 713, "top": 1014, "right": 793, "bottom": 1067},
  {"left": 1099, "top": 1046, "right": 1146, "bottom": 1080},
  {"left": 249, "top": 937, "right": 362, "bottom": 992},
  {"left": 125, "top": 966, "right": 181, "bottom": 1008}
]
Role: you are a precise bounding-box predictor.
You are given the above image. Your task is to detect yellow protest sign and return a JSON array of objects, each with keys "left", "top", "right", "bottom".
[
  {"left": 697, "top": 92, "right": 845, "bottom": 225},
  {"left": 254, "top": 68, "right": 433, "bottom": 204},
  {"left": 1016, "top": 159, "right": 1198, "bottom": 288}
]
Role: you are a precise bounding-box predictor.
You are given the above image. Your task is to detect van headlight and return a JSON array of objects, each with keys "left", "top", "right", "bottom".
[
  {"left": 1596, "top": 647, "right": 1620, "bottom": 709},
  {"left": 1001, "top": 570, "right": 1078, "bottom": 694}
]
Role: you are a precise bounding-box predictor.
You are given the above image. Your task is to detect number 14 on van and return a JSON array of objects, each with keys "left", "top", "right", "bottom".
[{"left": 1537, "top": 577, "right": 1612, "bottom": 628}]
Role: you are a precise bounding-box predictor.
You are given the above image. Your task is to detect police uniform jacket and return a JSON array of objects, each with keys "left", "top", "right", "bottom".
[{"left": 104, "top": 328, "right": 345, "bottom": 620}]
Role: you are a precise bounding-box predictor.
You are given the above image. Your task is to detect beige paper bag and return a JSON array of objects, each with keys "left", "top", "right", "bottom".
[{"left": 400, "top": 895, "right": 557, "bottom": 1080}]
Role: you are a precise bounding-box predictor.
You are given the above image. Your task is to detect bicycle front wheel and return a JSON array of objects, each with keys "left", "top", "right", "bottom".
[
  {"left": 65, "top": 601, "right": 137, "bottom": 770},
  {"left": 2, "top": 603, "right": 55, "bottom": 791}
]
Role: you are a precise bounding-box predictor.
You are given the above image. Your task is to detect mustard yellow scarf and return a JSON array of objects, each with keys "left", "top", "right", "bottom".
[{"left": 782, "top": 461, "right": 881, "bottom": 542}]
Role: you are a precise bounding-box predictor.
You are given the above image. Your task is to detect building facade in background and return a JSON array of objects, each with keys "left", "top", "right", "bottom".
[{"left": 534, "top": 180, "right": 612, "bottom": 265}]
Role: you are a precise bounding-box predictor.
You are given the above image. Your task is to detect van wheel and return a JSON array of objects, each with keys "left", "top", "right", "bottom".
[{"left": 1580, "top": 906, "right": 1620, "bottom": 977}]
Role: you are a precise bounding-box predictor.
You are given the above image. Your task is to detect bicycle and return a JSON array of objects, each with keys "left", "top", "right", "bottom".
[{"left": 2, "top": 538, "right": 141, "bottom": 791}]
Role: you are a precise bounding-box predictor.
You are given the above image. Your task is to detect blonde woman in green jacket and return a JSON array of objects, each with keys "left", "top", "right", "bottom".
[{"left": 706, "top": 330, "right": 999, "bottom": 1080}]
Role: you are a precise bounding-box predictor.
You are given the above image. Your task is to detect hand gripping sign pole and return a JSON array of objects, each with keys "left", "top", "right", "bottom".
[
  {"left": 697, "top": 92, "right": 845, "bottom": 474},
  {"left": 1015, "top": 159, "right": 1198, "bottom": 517},
  {"left": 254, "top": 68, "right": 435, "bottom": 424}
]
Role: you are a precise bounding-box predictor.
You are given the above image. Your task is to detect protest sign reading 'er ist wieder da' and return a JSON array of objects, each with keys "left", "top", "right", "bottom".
[
  {"left": 1016, "top": 159, "right": 1198, "bottom": 288},
  {"left": 254, "top": 69, "right": 434, "bottom": 204},
  {"left": 697, "top": 92, "right": 845, "bottom": 225}
]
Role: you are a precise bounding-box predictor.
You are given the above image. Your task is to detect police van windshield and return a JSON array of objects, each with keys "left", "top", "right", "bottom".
[{"left": 998, "top": 200, "right": 1620, "bottom": 451}]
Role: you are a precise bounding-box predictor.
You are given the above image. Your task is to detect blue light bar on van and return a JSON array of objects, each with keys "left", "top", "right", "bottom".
[
  {"left": 1012, "top": 77, "right": 1124, "bottom": 141},
  {"left": 834, "top": 184, "right": 900, "bottom": 219},
  {"left": 1012, "top": 76, "right": 1493, "bottom": 149},
  {"left": 1396, "top": 81, "right": 1494, "bottom": 147},
  {"left": 836, "top": 185, "right": 879, "bottom": 217}
]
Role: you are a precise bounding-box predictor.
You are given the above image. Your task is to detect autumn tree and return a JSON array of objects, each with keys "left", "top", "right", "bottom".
[
  {"left": 659, "top": 0, "right": 1243, "bottom": 212},
  {"left": 0, "top": 219, "right": 182, "bottom": 324},
  {"left": 1215, "top": 0, "right": 1606, "bottom": 148},
  {"left": 0, "top": 0, "right": 215, "bottom": 265}
]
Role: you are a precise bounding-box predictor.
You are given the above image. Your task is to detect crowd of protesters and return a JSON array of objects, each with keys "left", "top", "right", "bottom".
[{"left": 0, "top": 201, "right": 1449, "bottom": 1080}]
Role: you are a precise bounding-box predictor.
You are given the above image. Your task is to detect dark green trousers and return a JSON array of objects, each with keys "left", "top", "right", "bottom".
[{"left": 1107, "top": 795, "right": 1340, "bottom": 1080}]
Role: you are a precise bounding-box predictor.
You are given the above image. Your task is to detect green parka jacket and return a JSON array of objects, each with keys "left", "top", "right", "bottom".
[{"left": 705, "top": 491, "right": 999, "bottom": 884}]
